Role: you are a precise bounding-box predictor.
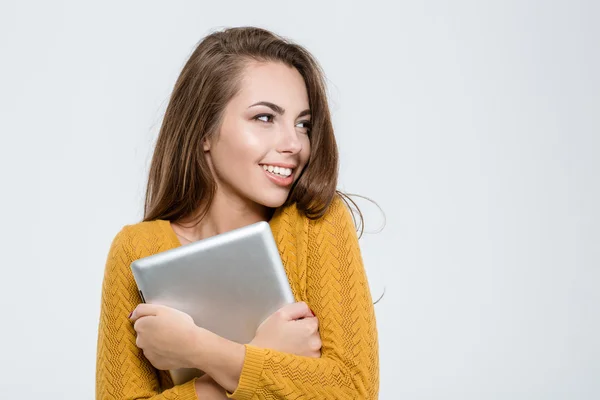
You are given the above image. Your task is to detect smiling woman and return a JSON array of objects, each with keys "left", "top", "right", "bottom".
[
  {"left": 96, "top": 26, "right": 379, "bottom": 400},
  {"left": 200, "top": 62, "right": 312, "bottom": 211}
]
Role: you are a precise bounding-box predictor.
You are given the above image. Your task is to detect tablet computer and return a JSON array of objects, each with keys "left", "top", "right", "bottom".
[{"left": 130, "top": 221, "right": 295, "bottom": 385}]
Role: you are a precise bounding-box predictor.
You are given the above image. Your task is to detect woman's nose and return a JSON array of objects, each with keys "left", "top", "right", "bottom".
[{"left": 277, "top": 124, "right": 303, "bottom": 154}]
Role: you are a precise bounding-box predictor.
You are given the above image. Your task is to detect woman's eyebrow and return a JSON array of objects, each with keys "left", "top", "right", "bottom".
[
  {"left": 248, "top": 101, "right": 311, "bottom": 118},
  {"left": 297, "top": 109, "right": 311, "bottom": 118}
]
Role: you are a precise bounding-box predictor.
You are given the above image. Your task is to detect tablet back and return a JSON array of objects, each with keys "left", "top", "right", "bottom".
[{"left": 130, "top": 221, "right": 295, "bottom": 385}]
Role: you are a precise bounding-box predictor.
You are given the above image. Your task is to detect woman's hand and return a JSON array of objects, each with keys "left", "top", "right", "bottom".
[
  {"left": 250, "top": 301, "right": 322, "bottom": 358},
  {"left": 129, "top": 304, "right": 203, "bottom": 371}
]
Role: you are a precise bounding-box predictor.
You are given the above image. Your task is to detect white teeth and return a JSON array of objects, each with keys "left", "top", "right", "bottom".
[{"left": 261, "top": 165, "right": 292, "bottom": 177}]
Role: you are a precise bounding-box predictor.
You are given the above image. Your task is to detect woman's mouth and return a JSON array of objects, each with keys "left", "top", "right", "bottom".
[
  {"left": 260, "top": 164, "right": 296, "bottom": 187},
  {"left": 261, "top": 164, "right": 293, "bottom": 177}
]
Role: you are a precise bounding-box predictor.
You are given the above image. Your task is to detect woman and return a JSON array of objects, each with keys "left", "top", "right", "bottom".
[{"left": 96, "top": 26, "right": 379, "bottom": 399}]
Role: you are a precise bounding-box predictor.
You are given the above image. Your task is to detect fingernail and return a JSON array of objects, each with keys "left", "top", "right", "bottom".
[
  {"left": 128, "top": 311, "right": 133, "bottom": 319},
  {"left": 310, "top": 309, "right": 315, "bottom": 316}
]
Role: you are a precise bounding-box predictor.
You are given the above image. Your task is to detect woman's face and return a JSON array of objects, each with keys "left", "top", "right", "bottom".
[{"left": 204, "top": 61, "right": 312, "bottom": 209}]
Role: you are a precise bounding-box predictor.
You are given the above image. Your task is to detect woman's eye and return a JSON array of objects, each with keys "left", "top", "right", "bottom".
[
  {"left": 296, "top": 120, "right": 312, "bottom": 131},
  {"left": 255, "top": 114, "right": 274, "bottom": 123}
]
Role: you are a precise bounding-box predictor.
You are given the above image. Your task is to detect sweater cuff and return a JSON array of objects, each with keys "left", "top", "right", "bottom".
[
  {"left": 177, "top": 377, "right": 200, "bottom": 400},
  {"left": 226, "top": 344, "right": 265, "bottom": 400}
]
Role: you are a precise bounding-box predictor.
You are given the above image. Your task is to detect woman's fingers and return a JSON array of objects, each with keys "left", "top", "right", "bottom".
[
  {"left": 278, "top": 301, "right": 314, "bottom": 321},
  {"left": 129, "top": 303, "right": 165, "bottom": 322},
  {"left": 295, "top": 316, "right": 322, "bottom": 357},
  {"left": 296, "top": 316, "right": 319, "bottom": 332}
]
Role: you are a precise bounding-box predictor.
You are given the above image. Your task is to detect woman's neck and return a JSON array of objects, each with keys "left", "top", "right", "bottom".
[{"left": 174, "top": 190, "right": 272, "bottom": 242}]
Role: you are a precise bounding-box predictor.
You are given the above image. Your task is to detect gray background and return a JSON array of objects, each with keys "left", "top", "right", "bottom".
[{"left": 0, "top": 0, "right": 598, "bottom": 398}]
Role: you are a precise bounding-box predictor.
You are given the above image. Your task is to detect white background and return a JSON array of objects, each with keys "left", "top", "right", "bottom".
[{"left": 0, "top": 1, "right": 598, "bottom": 399}]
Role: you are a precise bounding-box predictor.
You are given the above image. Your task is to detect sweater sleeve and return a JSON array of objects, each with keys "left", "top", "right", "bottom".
[
  {"left": 227, "top": 197, "right": 380, "bottom": 400},
  {"left": 96, "top": 226, "right": 199, "bottom": 400}
]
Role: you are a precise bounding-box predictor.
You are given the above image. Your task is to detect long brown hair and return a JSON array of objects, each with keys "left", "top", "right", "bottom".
[{"left": 143, "top": 26, "right": 364, "bottom": 233}]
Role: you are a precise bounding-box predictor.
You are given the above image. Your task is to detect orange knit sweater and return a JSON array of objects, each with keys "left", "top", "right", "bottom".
[{"left": 96, "top": 196, "right": 379, "bottom": 399}]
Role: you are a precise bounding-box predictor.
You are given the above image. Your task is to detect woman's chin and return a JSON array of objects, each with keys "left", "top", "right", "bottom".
[{"left": 254, "top": 193, "right": 290, "bottom": 209}]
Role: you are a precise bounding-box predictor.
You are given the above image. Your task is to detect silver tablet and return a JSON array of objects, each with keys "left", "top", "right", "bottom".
[{"left": 130, "top": 221, "right": 295, "bottom": 385}]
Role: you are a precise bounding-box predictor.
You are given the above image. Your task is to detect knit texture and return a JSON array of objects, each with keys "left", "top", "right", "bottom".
[{"left": 96, "top": 196, "right": 379, "bottom": 399}]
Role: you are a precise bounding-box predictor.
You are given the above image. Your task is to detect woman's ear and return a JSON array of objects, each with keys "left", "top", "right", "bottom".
[{"left": 202, "top": 138, "right": 211, "bottom": 151}]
